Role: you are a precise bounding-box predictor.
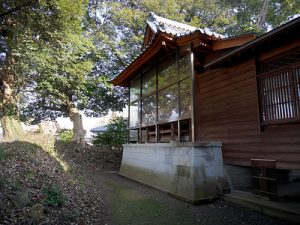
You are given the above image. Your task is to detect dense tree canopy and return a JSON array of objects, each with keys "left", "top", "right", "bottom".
[
  {"left": 224, "top": 0, "right": 300, "bottom": 35},
  {"left": 88, "top": 0, "right": 300, "bottom": 80},
  {"left": 87, "top": 0, "right": 234, "bottom": 78},
  {"left": 0, "top": 0, "right": 69, "bottom": 137},
  {"left": 0, "top": 0, "right": 126, "bottom": 141}
]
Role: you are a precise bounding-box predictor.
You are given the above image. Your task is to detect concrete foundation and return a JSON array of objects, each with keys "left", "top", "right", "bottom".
[{"left": 119, "top": 142, "right": 227, "bottom": 203}]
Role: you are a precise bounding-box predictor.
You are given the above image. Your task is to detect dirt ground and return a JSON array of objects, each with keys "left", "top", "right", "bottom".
[
  {"left": 0, "top": 136, "right": 295, "bottom": 225},
  {"left": 83, "top": 169, "right": 295, "bottom": 225},
  {"left": 56, "top": 141, "right": 295, "bottom": 225}
]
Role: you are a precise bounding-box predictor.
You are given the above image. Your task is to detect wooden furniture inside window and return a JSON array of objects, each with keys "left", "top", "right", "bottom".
[
  {"left": 146, "top": 126, "right": 156, "bottom": 143},
  {"left": 158, "top": 122, "right": 178, "bottom": 143}
]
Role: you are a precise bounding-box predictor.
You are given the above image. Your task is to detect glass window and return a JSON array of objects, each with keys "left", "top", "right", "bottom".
[
  {"left": 129, "top": 129, "right": 138, "bottom": 143},
  {"left": 158, "top": 54, "right": 177, "bottom": 89},
  {"left": 158, "top": 84, "right": 178, "bottom": 122},
  {"left": 141, "top": 128, "right": 147, "bottom": 143},
  {"left": 129, "top": 101, "right": 139, "bottom": 127},
  {"left": 130, "top": 76, "right": 140, "bottom": 103},
  {"left": 127, "top": 49, "right": 192, "bottom": 143},
  {"left": 179, "top": 53, "right": 191, "bottom": 80},
  {"left": 180, "top": 78, "right": 191, "bottom": 118},
  {"left": 142, "top": 94, "right": 156, "bottom": 126},
  {"left": 142, "top": 67, "right": 156, "bottom": 96}
]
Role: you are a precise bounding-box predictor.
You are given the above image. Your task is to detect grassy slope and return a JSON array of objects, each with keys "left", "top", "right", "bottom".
[{"left": 0, "top": 134, "right": 105, "bottom": 225}]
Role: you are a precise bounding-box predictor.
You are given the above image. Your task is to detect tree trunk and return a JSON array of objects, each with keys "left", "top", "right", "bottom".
[
  {"left": 67, "top": 102, "right": 86, "bottom": 148},
  {"left": 0, "top": 29, "right": 24, "bottom": 139},
  {"left": 256, "top": 0, "right": 269, "bottom": 30},
  {"left": 0, "top": 116, "right": 23, "bottom": 139},
  {"left": 0, "top": 78, "right": 24, "bottom": 139}
]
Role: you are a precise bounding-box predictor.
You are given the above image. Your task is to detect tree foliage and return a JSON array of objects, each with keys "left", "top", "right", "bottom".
[
  {"left": 87, "top": 0, "right": 234, "bottom": 79},
  {"left": 93, "top": 116, "right": 127, "bottom": 150},
  {"left": 223, "top": 0, "right": 300, "bottom": 35},
  {"left": 87, "top": 0, "right": 300, "bottom": 81},
  {"left": 1, "top": 0, "right": 126, "bottom": 141},
  {"left": 1, "top": 0, "right": 299, "bottom": 139},
  {"left": 0, "top": 0, "right": 71, "bottom": 137}
]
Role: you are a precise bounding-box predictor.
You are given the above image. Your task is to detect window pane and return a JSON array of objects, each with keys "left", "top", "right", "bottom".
[
  {"left": 141, "top": 128, "right": 147, "bottom": 143},
  {"left": 129, "top": 101, "right": 139, "bottom": 127},
  {"left": 179, "top": 53, "right": 191, "bottom": 80},
  {"left": 180, "top": 119, "right": 191, "bottom": 142},
  {"left": 129, "top": 129, "right": 138, "bottom": 143},
  {"left": 142, "top": 67, "right": 156, "bottom": 96},
  {"left": 180, "top": 78, "right": 191, "bottom": 118},
  {"left": 158, "top": 53, "right": 177, "bottom": 89},
  {"left": 142, "top": 94, "right": 156, "bottom": 126},
  {"left": 158, "top": 84, "right": 178, "bottom": 122},
  {"left": 130, "top": 76, "right": 140, "bottom": 103}
]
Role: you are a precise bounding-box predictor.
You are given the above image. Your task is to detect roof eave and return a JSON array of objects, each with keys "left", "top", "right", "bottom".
[
  {"left": 111, "top": 32, "right": 176, "bottom": 86},
  {"left": 204, "top": 16, "right": 300, "bottom": 70}
]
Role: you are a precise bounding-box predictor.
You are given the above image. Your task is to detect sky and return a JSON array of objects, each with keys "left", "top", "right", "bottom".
[{"left": 56, "top": 107, "right": 128, "bottom": 137}]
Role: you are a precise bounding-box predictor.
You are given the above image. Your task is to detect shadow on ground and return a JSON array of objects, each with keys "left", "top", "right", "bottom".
[
  {"left": 85, "top": 170, "right": 295, "bottom": 225},
  {"left": 0, "top": 137, "right": 105, "bottom": 224}
]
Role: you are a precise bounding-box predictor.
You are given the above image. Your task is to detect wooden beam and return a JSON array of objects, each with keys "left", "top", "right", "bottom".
[
  {"left": 212, "top": 34, "right": 256, "bottom": 51},
  {"left": 143, "top": 27, "right": 154, "bottom": 48},
  {"left": 258, "top": 39, "right": 300, "bottom": 61}
]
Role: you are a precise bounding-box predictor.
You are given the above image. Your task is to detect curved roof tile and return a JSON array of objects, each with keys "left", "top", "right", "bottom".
[{"left": 147, "top": 12, "right": 224, "bottom": 39}]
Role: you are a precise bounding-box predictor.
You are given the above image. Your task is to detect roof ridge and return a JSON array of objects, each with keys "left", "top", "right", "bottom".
[
  {"left": 148, "top": 12, "right": 197, "bottom": 32},
  {"left": 147, "top": 12, "right": 224, "bottom": 38}
]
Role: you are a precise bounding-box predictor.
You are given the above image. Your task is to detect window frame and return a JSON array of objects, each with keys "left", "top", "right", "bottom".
[
  {"left": 128, "top": 47, "right": 193, "bottom": 143},
  {"left": 257, "top": 49, "right": 300, "bottom": 127}
]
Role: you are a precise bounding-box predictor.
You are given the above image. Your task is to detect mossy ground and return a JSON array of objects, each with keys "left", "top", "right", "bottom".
[
  {"left": 105, "top": 179, "right": 192, "bottom": 225},
  {"left": 85, "top": 170, "right": 294, "bottom": 225}
]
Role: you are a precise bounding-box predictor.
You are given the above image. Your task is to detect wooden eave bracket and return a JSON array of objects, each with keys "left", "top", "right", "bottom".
[
  {"left": 212, "top": 34, "right": 256, "bottom": 51},
  {"left": 143, "top": 27, "right": 154, "bottom": 49}
]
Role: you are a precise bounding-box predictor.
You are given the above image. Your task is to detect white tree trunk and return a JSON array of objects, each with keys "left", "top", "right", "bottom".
[
  {"left": 68, "top": 105, "right": 86, "bottom": 148},
  {"left": 256, "top": 0, "right": 269, "bottom": 30}
]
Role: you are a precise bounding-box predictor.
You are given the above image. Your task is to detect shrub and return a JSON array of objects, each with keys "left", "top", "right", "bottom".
[
  {"left": 93, "top": 117, "right": 127, "bottom": 150},
  {"left": 44, "top": 186, "right": 65, "bottom": 207},
  {"left": 58, "top": 130, "right": 73, "bottom": 142}
]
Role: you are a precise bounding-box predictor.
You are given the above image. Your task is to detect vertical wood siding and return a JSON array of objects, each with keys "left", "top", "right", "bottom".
[{"left": 195, "top": 58, "right": 300, "bottom": 170}]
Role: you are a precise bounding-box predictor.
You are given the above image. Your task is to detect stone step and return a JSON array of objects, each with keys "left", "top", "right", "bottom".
[{"left": 223, "top": 190, "right": 300, "bottom": 224}]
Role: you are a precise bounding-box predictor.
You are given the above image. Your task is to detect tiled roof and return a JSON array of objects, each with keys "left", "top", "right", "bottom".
[
  {"left": 112, "top": 13, "right": 225, "bottom": 86},
  {"left": 147, "top": 12, "right": 224, "bottom": 39}
]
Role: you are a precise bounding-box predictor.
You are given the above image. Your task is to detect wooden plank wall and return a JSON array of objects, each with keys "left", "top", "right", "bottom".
[{"left": 195, "top": 58, "right": 300, "bottom": 170}]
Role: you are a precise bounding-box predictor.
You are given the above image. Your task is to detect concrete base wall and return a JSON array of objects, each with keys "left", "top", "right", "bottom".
[{"left": 119, "top": 142, "right": 227, "bottom": 203}]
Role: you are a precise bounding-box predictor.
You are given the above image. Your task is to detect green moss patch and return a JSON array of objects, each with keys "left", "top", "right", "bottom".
[{"left": 104, "top": 179, "right": 193, "bottom": 225}]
